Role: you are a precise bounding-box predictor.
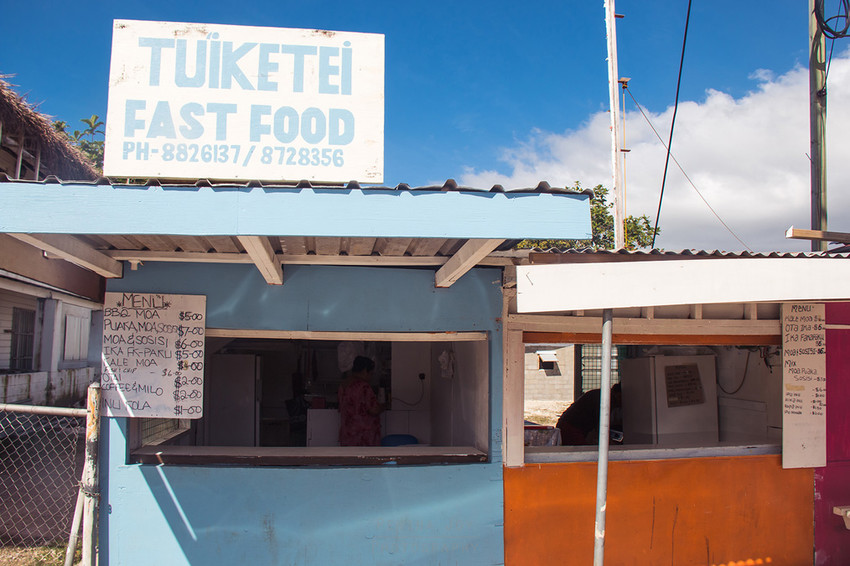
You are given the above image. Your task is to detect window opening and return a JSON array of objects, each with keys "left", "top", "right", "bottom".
[
  {"left": 130, "top": 334, "right": 490, "bottom": 466},
  {"left": 63, "top": 313, "right": 91, "bottom": 361},
  {"left": 578, "top": 344, "right": 621, "bottom": 393},
  {"left": 524, "top": 342, "right": 783, "bottom": 461},
  {"left": 10, "top": 307, "right": 36, "bottom": 372}
]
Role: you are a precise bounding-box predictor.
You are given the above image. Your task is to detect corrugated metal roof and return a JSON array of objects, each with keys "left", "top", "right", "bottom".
[
  {"left": 528, "top": 248, "right": 850, "bottom": 263},
  {"left": 0, "top": 173, "right": 595, "bottom": 196}
]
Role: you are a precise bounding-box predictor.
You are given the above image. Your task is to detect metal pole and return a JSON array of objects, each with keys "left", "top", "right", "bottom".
[
  {"left": 810, "top": 0, "right": 827, "bottom": 251},
  {"left": 604, "top": 0, "right": 625, "bottom": 249},
  {"left": 81, "top": 382, "right": 101, "bottom": 566},
  {"left": 593, "top": 309, "right": 614, "bottom": 566},
  {"left": 64, "top": 491, "right": 84, "bottom": 566},
  {"left": 0, "top": 403, "right": 87, "bottom": 417}
]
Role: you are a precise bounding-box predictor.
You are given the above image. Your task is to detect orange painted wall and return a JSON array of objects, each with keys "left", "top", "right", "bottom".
[{"left": 504, "top": 456, "right": 813, "bottom": 566}]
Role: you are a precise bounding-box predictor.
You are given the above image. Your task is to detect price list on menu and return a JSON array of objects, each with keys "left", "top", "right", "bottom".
[
  {"left": 781, "top": 302, "right": 826, "bottom": 469},
  {"left": 101, "top": 292, "right": 206, "bottom": 418}
]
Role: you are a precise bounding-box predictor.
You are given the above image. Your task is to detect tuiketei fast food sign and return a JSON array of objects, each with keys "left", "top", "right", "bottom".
[{"left": 104, "top": 20, "right": 384, "bottom": 182}]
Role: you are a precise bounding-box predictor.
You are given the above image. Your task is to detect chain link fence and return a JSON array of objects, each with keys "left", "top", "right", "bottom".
[{"left": 0, "top": 407, "right": 86, "bottom": 565}]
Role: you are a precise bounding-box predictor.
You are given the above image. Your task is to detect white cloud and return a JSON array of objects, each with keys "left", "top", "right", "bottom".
[{"left": 461, "top": 51, "right": 850, "bottom": 252}]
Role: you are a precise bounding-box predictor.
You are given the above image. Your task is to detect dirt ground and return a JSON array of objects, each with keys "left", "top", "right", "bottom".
[
  {"left": 0, "top": 545, "right": 72, "bottom": 566},
  {"left": 524, "top": 399, "right": 569, "bottom": 427}
]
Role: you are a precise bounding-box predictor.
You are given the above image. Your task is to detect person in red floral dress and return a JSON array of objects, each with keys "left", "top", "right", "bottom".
[{"left": 338, "top": 356, "right": 385, "bottom": 446}]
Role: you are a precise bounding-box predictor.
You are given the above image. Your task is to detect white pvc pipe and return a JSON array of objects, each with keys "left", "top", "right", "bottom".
[{"left": 593, "top": 309, "right": 614, "bottom": 565}]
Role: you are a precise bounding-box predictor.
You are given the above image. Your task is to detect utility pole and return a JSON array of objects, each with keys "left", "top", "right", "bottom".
[
  {"left": 605, "top": 0, "right": 625, "bottom": 249},
  {"left": 810, "top": 0, "right": 827, "bottom": 252}
]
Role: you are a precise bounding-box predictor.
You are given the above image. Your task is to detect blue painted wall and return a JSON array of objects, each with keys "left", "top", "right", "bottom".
[{"left": 102, "top": 263, "right": 505, "bottom": 566}]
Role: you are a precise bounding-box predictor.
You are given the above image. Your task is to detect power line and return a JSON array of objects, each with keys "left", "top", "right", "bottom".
[
  {"left": 624, "top": 86, "right": 753, "bottom": 252},
  {"left": 815, "top": 0, "right": 850, "bottom": 39},
  {"left": 651, "top": 0, "right": 693, "bottom": 248}
]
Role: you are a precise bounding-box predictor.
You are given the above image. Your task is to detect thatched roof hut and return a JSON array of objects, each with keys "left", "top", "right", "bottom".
[{"left": 0, "top": 78, "right": 99, "bottom": 181}]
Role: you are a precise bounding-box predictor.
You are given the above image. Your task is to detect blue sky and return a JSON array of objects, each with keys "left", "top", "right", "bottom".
[{"left": 3, "top": 1, "right": 840, "bottom": 251}]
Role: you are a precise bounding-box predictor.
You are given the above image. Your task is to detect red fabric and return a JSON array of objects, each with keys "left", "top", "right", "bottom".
[{"left": 338, "top": 379, "right": 381, "bottom": 446}]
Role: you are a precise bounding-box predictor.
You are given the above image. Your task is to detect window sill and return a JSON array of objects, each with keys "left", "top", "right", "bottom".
[
  {"left": 525, "top": 441, "right": 780, "bottom": 464},
  {"left": 131, "top": 445, "right": 488, "bottom": 466}
]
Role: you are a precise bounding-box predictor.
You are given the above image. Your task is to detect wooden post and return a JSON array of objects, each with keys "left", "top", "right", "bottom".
[
  {"left": 810, "top": 0, "right": 828, "bottom": 251},
  {"left": 81, "top": 382, "right": 101, "bottom": 566},
  {"left": 14, "top": 132, "right": 24, "bottom": 179},
  {"left": 33, "top": 145, "right": 41, "bottom": 181}
]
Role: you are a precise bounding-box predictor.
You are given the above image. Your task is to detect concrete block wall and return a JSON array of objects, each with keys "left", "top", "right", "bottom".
[
  {"left": 524, "top": 345, "right": 575, "bottom": 402},
  {"left": 1, "top": 366, "right": 97, "bottom": 405}
]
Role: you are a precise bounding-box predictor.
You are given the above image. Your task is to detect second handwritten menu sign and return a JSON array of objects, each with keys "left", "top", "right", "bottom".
[
  {"left": 782, "top": 302, "right": 826, "bottom": 469},
  {"left": 102, "top": 292, "right": 206, "bottom": 418}
]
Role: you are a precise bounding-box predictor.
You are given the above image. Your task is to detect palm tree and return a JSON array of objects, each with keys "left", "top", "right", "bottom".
[{"left": 80, "top": 114, "right": 104, "bottom": 142}]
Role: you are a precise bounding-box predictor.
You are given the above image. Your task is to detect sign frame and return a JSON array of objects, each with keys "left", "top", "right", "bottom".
[{"left": 104, "top": 19, "right": 384, "bottom": 182}]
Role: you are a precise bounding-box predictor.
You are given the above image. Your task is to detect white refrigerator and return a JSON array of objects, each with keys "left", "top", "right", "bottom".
[{"left": 620, "top": 354, "right": 719, "bottom": 446}]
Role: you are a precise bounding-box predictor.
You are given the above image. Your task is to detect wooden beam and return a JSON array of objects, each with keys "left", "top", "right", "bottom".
[
  {"left": 785, "top": 226, "right": 850, "bottom": 243},
  {"left": 517, "top": 259, "right": 850, "bottom": 312},
  {"left": 435, "top": 239, "right": 504, "bottom": 288},
  {"left": 205, "top": 328, "right": 487, "bottom": 342},
  {"left": 507, "top": 313, "right": 780, "bottom": 336},
  {"left": 103, "top": 249, "right": 517, "bottom": 267},
  {"left": 0, "top": 275, "right": 103, "bottom": 309},
  {"left": 8, "top": 233, "right": 123, "bottom": 278},
  {"left": 522, "top": 331, "right": 780, "bottom": 346},
  {"left": 236, "top": 236, "right": 283, "bottom": 285}
]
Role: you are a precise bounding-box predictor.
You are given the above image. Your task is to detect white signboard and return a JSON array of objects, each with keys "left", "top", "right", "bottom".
[
  {"left": 104, "top": 20, "right": 384, "bottom": 182},
  {"left": 781, "top": 302, "right": 826, "bottom": 468},
  {"left": 101, "top": 292, "right": 206, "bottom": 418}
]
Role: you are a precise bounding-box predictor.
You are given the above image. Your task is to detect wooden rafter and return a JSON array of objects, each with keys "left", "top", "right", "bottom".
[
  {"left": 236, "top": 236, "right": 283, "bottom": 285},
  {"left": 103, "top": 249, "right": 517, "bottom": 267},
  {"left": 785, "top": 226, "right": 850, "bottom": 243},
  {"left": 435, "top": 239, "right": 504, "bottom": 288},
  {"left": 8, "top": 233, "right": 123, "bottom": 278}
]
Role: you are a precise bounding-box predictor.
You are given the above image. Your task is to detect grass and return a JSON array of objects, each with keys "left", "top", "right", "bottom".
[{"left": 0, "top": 545, "right": 79, "bottom": 566}]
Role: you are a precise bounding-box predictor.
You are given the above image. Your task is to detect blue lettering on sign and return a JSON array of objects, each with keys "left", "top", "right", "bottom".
[
  {"left": 123, "top": 32, "right": 365, "bottom": 153},
  {"left": 257, "top": 44, "right": 279, "bottom": 92},
  {"left": 124, "top": 100, "right": 146, "bottom": 137},
  {"left": 137, "top": 34, "right": 354, "bottom": 95},
  {"left": 248, "top": 105, "right": 353, "bottom": 145},
  {"left": 221, "top": 41, "right": 256, "bottom": 90},
  {"left": 147, "top": 101, "right": 177, "bottom": 139},
  {"left": 175, "top": 39, "right": 206, "bottom": 88},
  {"left": 125, "top": 100, "right": 354, "bottom": 145},
  {"left": 280, "top": 44, "right": 317, "bottom": 93},
  {"left": 179, "top": 103, "right": 205, "bottom": 139},
  {"left": 138, "top": 37, "right": 175, "bottom": 86}
]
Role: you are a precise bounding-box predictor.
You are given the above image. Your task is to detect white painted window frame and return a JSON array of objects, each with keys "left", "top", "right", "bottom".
[{"left": 129, "top": 329, "right": 492, "bottom": 466}]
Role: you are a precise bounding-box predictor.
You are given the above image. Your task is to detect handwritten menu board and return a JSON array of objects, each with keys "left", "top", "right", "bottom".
[
  {"left": 101, "top": 292, "right": 206, "bottom": 418},
  {"left": 782, "top": 303, "right": 826, "bottom": 469},
  {"left": 665, "top": 364, "right": 706, "bottom": 407}
]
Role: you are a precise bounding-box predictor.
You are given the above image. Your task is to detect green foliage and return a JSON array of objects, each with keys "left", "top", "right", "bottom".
[
  {"left": 515, "top": 182, "right": 659, "bottom": 251},
  {"left": 53, "top": 114, "right": 104, "bottom": 171}
]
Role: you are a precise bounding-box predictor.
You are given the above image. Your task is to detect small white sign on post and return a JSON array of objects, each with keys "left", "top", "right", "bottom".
[
  {"left": 781, "top": 302, "right": 826, "bottom": 468},
  {"left": 104, "top": 19, "right": 384, "bottom": 182},
  {"left": 101, "top": 292, "right": 206, "bottom": 418}
]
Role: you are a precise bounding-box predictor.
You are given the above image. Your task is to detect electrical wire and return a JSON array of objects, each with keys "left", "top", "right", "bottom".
[
  {"left": 392, "top": 378, "right": 425, "bottom": 406},
  {"left": 815, "top": 0, "right": 850, "bottom": 39},
  {"left": 816, "top": 0, "right": 850, "bottom": 95},
  {"left": 624, "top": 86, "right": 753, "bottom": 251},
  {"left": 652, "top": 0, "right": 693, "bottom": 248},
  {"left": 718, "top": 349, "right": 751, "bottom": 395}
]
